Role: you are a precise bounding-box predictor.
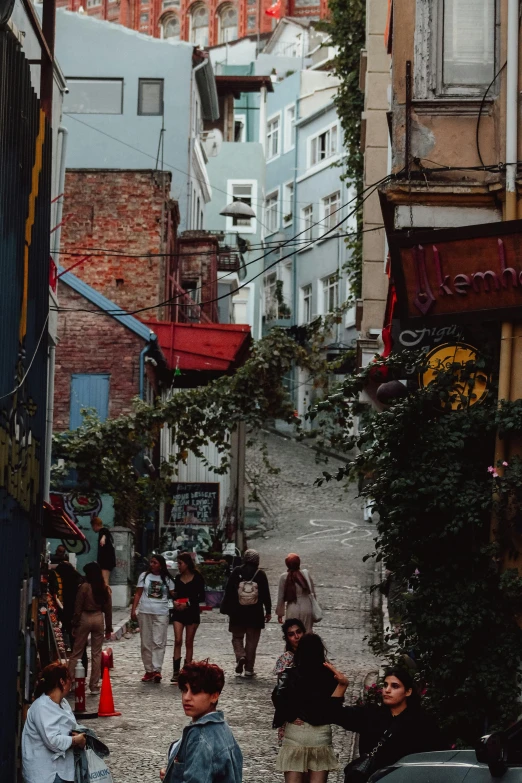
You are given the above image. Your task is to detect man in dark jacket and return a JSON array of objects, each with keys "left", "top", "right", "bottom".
[
  {"left": 220, "top": 549, "right": 271, "bottom": 677},
  {"left": 90, "top": 516, "right": 116, "bottom": 585}
]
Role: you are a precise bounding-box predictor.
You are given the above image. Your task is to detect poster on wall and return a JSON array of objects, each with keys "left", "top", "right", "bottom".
[{"left": 169, "top": 483, "right": 220, "bottom": 526}]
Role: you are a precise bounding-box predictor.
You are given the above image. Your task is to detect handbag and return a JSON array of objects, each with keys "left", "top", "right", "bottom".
[
  {"left": 344, "top": 728, "right": 392, "bottom": 783},
  {"left": 303, "top": 570, "right": 323, "bottom": 623}
]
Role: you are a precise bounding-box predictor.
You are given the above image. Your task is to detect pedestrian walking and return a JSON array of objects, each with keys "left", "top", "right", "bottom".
[
  {"left": 22, "top": 662, "right": 87, "bottom": 783},
  {"left": 326, "top": 665, "right": 445, "bottom": 781},
  {"left": 160, "top": 661, "right": 243, "bottom": 783},
  {"left": 220, "top": 548, "right": 272, "bottom": 678},
  {"left": 68, "top": 562, "right": 112, "bottom": 694},
  {"left": 272, "top": 633, "right": 341, "bottom": 782},
  {"left": 273, "top": 618, "right": 306, "bottom": 678},
  {"left": 90, "top": 516, "right": 116, "bottom": 586},
  {"left": 132, "top": 554, "right": 175, "bottom": 683},
  {"left": 276, "top": 553, "right": 318, "bottom": 633},
  {"left": 170, "top": 552, "right": 206, "bottom": 683},
  {"left": 49, "top": 545, "right": 83, "bottom": 650}
]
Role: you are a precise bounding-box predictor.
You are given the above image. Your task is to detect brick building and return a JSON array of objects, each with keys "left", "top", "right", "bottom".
[{"left": 54, "top": 0, "right": 327, "bottom": 47}]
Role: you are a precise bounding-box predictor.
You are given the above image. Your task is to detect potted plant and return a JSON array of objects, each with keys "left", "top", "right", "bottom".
[{"left": 200, "top": 562, "right": 228, "bottom": 608}]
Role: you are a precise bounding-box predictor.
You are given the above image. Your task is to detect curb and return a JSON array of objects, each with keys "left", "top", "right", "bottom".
[{"left": 109, "top": 615, "right": 132, "bottom": 642}]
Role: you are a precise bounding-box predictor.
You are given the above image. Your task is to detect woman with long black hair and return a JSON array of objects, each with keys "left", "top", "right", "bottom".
[
  {"left": 131, "top": 554, "right": 175, "bottom": 683},
  {"left": 67, "top": 561, "right": 112, "bottom": 694},
  {"left": 273, "top": 633, "right": 341, "bottom": 782},
  {"left": 326, "top": 664, "right": 445, "bottom": 780},
  {"left": 169, "top": 552, "right": 205, "bottom": 683}
]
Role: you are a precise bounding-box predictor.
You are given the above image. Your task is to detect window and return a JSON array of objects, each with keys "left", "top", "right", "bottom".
[
  {"left": 63, "top": 78, "right": 123, "bottom": 114},
  {"left": 86, "top": 0, "right": 101, "bottom": 7},
  {"left": 265, "top": 190, "right": 279, "bottom": 234},
  {"left": 234, "top": 114, "right": 246, "bottom": 142},
  {"left": 264, "top": 273, "right": 278, "bottom": 319},
  {"left": 309, "top": 124, "right": 338, "bottom": 168},
  {"left": 70, "top": 374, "right": 109, "bottom": 430},
  {"left": 162, "top": 0, "right": 180, "bottom": 6},
  {"left": 218, "top": 4, "right": 238, "bottom": 43},
  {"left": 138, "top": 79, "right": 164, "bottom": 116},
  {"left": 140, "top": 12, "right": 149, "bottom": 22},
  {"left": 162, "top": 14, "right": 180, "bottom": 39},
  {"left": 226, "top": 180, "right": 257, "bottom": 233},
  {"left": 442, "top": 0, "right": 495, "bottom": 91},
  {"left": 321, "top": 191, "right": 340, "bottom": 234},
  {"left": 284, "top": 104, "right": 296, "bottom": 152},
  {"left": 301, "top": 284, "right": 312, "bottom": 323},
  {"left": 301, "top": 204, "right": 313, "bottom": 243},
  {"left": 266, "top": 113, "right": 281, "bottom": 161},
  {"left": 283, "top": 181, "right": 294, "bottom": 226},
  {"left": 322, "top": 274, "right": 339, "bottom": 313},
  {"left": 190, "top": 3, "right": 209, "bottom": 48}
]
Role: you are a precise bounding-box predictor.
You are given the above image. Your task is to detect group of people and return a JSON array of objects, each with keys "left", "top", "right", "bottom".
[{"left": 23, "top": 542, "right": 445, "bottom": 783}]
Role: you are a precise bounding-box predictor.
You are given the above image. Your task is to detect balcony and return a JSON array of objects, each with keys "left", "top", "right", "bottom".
[{"left": 217, "top": 251, "right": 241, "bottom": 273}]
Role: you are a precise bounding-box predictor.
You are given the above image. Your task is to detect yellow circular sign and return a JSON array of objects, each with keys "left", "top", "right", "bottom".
[{"left": 419, "top": 343, "right": 489, "bottom": 410}]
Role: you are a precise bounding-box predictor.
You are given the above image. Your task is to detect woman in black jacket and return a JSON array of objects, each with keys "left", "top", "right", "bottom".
[
  {"left": 325, "top": 664, "right": 445, "bottom": 779},
  {"left": 272, "top": 633, "right": 343, "bottom": 782},
  {"left": 220, "top": 549, "right": 272, "bottom": 677}
]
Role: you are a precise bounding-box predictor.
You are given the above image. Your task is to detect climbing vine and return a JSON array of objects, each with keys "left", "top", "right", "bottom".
[
  {"left": 318, "top": 0, "right": 365, "bottom": 297},
  {"left": 314, "top": 348, "right": 522, "bottom": 744}
]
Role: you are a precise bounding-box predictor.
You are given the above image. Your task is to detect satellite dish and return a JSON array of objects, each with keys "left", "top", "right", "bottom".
[{"left": 202, "top": 128, "right": 223, "bottom": 158}]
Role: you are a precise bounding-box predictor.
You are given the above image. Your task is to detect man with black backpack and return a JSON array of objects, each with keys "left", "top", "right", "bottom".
[{"left": 220, "top": 549, "right": 272, "bottom": 678}]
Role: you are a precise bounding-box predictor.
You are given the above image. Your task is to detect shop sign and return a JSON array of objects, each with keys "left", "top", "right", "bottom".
[
  {"left": 390, "top": 219, "right": 522, "bottom": 324},
  {"left": 419, "top": 343, "right": 490, "bottom": 410}
]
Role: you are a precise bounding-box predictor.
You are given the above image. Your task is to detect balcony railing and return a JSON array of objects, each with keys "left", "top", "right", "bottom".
[{"left": 217, "top": 252, "right": 241, "bottom": 273}]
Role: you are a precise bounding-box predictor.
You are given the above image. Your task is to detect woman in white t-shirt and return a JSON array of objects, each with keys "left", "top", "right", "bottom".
[{"left": 131, "top": 555, "right": 175, "bottom": 684}]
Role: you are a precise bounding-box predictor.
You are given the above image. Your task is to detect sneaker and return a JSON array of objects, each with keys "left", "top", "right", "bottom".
[
  {"left": 141, "top": 672, "right": 155, "bottom": 682},
  {"left": 89, "top": 688, "right": 101, "bottom": 695},
  {"left": 154, "top": 672, "right": 162, "bottom": 683},
  {"left": 243, "top": 670, "right": 255, "bottom": 678},
  {"left": 235, "top": 656, "right": 246, "bottom": 675}
]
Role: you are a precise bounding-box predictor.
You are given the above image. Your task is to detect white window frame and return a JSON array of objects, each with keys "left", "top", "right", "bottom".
[
  {"left": 300, "top": 283, "right": 313, "bottom": 324},
  {"left": 225, "top": 179, "right": 257, "bottom": 234},
  {"left": 266, "top": 111, "right": 281, "bottom": 162},
  {"left": 320, "top": 191, "right": 341, "bottom": 236},
  {"left": 320, "top": 273, "right": 339, "bottom": 315},
  {"left": 307, "top": 122, "right": 339, "bottom": 170},
  {"left": 283, "top": 180, "right": 294, "bottom": 227},
  {"left": 300, "top": 204, "right": 314, "bottom": 246},
  {"left": 263, "top": 272, "right": 278, "bottom": 319},
  {"left": 284, "top": 103, "right": 296, "bottom": 153},
  {"left": 265, "top": 188, "right": 280, "bottom": 235},
  {"left": 414, "top": 0, "right": 498, "bottom": 100}
]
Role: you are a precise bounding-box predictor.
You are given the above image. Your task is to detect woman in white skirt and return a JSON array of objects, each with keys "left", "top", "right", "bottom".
[
  {"left": 276, "top": 554, "right": 316, "bottom": 633},
  {"left": 272, "top": 633, "right": 344, "bottom": 782}
]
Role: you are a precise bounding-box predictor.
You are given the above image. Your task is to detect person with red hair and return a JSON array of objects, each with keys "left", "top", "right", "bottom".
[{"left": 276, "top": 554, "right": 316, "bottom": 633}]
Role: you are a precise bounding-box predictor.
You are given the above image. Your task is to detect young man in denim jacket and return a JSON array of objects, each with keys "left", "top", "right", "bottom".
[{"left": 161, "top": 661, "right": 243, "bottom": 783}]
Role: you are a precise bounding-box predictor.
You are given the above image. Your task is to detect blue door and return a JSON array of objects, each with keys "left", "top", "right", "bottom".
[{"left": 69, "top": 374, "right": 110, "bottom": 429}]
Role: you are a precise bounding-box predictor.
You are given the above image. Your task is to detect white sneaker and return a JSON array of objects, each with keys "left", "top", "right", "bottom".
[{"left": 243, "top": 670, "right": 255, "bottom": 678}]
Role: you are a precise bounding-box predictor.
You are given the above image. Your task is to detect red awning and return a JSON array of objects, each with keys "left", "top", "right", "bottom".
[
  {"left": 43, "top": 502, "right": 87, "bottom": 541},
  {"left": 143, "top": 321, "right": 251, "bottom": 372}
]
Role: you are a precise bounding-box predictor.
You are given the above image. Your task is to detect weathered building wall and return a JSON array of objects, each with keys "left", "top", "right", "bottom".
[
  {"left": 60, "top": 169, "right": 176, "bottom": 319},
  {"left": 177, "top": 233, "right": 219, "bottom": 322},
  {"left": 54, "top": 280, "right": 145, "bottom": 430}
]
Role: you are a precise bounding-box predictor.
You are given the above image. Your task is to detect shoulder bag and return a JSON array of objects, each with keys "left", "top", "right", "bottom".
[
  {"left": 344, "top": 728, "right": 393, "bottom": 783},
  {"left": 303, "top": 570, "right": 323, "bottom": 623}
]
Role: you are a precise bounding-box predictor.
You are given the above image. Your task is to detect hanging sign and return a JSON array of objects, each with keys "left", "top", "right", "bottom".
[
  {"left": 169, "top": 483, "right": 220, "bottom": 526},
  {"left": 418, "top": 343, "right": 490, "bottom": 410},
  {"left": 390, "top": 219, "right": 522, "bottom": 325}
]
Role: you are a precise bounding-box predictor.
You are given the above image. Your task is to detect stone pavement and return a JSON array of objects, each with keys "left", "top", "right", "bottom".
[{"left": 83, "top": 432, "right": 380, "bottom": 783}]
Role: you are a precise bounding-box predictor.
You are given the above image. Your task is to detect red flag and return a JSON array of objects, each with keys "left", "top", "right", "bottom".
[{"left": 265, "top": 0, "right": 281, "bottom": 17}]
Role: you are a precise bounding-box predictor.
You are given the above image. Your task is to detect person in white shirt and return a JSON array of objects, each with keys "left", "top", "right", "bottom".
[
  {"left": 131, "top": 554, "right": 175, "bottom": 684},
  {"left": 22, "top": 662, "right": 86, "bottom": 783}
]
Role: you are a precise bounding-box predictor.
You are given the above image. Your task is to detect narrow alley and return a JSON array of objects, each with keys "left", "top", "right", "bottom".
[{"left": 87, "top": 433, "right": 380, "bottom": 783}]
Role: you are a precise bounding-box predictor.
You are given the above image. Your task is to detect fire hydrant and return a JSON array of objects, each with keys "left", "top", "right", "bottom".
[{"left": 74, "top": 660, "right": 86, "bottom": 713}]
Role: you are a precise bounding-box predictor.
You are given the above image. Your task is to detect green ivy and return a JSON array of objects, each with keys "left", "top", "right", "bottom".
[
  {"left": 317, "top": 0, "right": 365, "bottom": 297},
  {"left": 314, "top": 349, "right": 522, "bottom": 744}
]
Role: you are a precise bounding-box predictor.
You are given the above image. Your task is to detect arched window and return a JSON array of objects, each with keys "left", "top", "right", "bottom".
[
  {"left": 189, "top": 3, "right": 209, "bottom": 48},
  {"left": 162, "top": 13, "right": 180, "bottom": 39},
  {"left": 218, "top": 4, "right": 238, "bottom": 43}
]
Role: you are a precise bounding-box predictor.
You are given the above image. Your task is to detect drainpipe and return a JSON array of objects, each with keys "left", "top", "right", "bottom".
[
  {"left": 187, "top": 60, "right": 208, "bottom": 229},
  {"left": 259, "top": 84, "right": 267, "bottom": 153},
  {"left": 43, "top": 125, "right": 68, "bottom": 502},
  {"left": 291, "top": 94, "right": 300, "bottom": 327}
]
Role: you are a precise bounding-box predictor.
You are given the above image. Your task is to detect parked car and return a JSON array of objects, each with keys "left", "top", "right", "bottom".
[{"left": 369, "top": 723, "right": 522, "bottom": 781}]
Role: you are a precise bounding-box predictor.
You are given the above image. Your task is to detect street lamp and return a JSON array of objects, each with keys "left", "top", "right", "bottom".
[{"left": 219, "top": 200, "right": 256, "bottom": 219}]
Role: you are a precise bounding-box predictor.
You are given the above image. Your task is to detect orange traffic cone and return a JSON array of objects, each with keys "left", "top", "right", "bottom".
[{"left": 97, "top": 667, "right": 121, "bottom": 717}]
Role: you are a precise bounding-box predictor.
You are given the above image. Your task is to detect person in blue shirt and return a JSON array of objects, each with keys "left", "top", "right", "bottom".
[{"left": 161, "top": 660, "right": 243, "bottom": 783}]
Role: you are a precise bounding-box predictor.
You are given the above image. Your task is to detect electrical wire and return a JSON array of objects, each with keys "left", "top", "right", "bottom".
[
  {"left": 0, "top": 314, "right": 50, "bottom": 402},
  {"left": 476, "top": 62, "right": 507, "bottom": 169},
  {"left": 52, "top": 175, "right": 392, "bottom": 318}
]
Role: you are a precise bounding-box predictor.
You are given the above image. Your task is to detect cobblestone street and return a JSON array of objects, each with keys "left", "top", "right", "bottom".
[{"left": 85, "top": 433, "right": 380, "bottom": 783}]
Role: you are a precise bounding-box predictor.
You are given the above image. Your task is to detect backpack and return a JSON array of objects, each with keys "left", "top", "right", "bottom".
[{"left": 238, "top": 569, "right": 260, "bottom": 605}]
